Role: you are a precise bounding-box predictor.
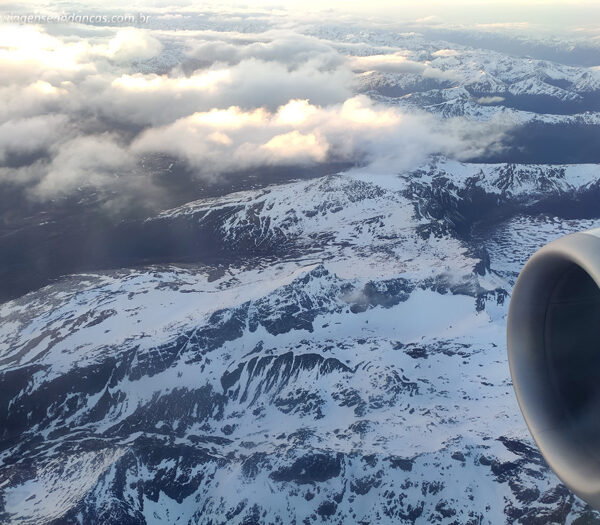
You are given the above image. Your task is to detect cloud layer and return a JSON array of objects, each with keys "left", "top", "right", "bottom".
[
  {"left": 0, "top": 17, "right": 514, "bottom": 207},
  {"left": 132, "top": 96, "right": 509, "bottom": 178}
]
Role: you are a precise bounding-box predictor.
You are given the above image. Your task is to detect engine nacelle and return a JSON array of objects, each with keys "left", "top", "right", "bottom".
[{"left": 508, "top": 228, "right": 600, "bottom": 509}]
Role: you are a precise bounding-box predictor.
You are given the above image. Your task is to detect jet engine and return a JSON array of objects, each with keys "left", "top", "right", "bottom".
[{"left": 508, "top": 228, "right": 600, "bottom": 508}]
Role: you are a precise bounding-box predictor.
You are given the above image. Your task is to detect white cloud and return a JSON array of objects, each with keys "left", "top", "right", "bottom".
[
  {"left": 102, "top": 58, "right": 354, "bottom": 126},
  {"left": 132, "top": 96, "right": 511, "bottom": 178},
  {"left": 415, "top": 15, "right": 443, "bottom": 24},
  {"left": 477, "top": 96, "right": 506, "bottom": 104},
  {"left": 476, "top": 22, "right": 531, "bottom": 31},
  {"left": 351, "top": 53, "right": 459, "bottom": 82},
  {"left": 0, "top": 115, "right": 69, "bottom": 162},
  {"left": 0, "top": 20, "right": 515, "bottom": 205},
  {"left": 103, "top": 29, "right": 163, "bottom": 62},
  {"left": 182, "top": 30, "right": 342, "bottom": 70},
  {"left": 260, "top": 131, "right": 328, "bottom": 163},
  {"left": 0, "top": 81, "right": 69, "bottom": 122},
  {"left": 31, "top": 135, "right": 135, "bottom": 199},
  {"left": 433, "top": 49, "right": 460, "bottom": 57}
]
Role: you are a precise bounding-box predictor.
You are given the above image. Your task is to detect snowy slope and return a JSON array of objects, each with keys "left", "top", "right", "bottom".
[{"left": 2, "top": 160, "right": 600, "bottom": 524}]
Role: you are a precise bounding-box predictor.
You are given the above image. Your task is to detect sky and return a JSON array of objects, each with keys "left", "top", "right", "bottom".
[{"left": 3, "top": 0, "right": 600, "bottom": 28}]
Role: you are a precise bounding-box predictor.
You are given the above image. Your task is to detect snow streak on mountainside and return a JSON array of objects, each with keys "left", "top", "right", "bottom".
[{"left": 2, "top": 160, "right": 600, "bottom": 524}]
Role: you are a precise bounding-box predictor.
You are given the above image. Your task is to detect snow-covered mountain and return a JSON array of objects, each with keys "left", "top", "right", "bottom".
[
  {"left": 337, "top": 30, "right": 600, "bottom": 125},
  {"left": 2, "top": 158, "right": 600, "bottom": 524},
  {"left": 4, "top": 8, "right": 600, "bottom": 523}
]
